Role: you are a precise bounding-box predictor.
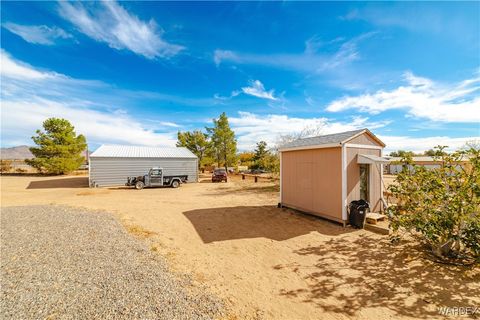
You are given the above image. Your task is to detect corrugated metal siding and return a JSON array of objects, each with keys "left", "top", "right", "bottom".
[
  {"left": 89, "top": 157, "right": 198, "bottom": 187},
  {"left": 90, "top": 145, "right": 197, "bottom": 158}
]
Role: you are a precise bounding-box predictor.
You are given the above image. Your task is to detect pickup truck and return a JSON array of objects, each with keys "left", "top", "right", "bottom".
[{"left": 126, "top": 168, "right": 188, "bottom": 190}]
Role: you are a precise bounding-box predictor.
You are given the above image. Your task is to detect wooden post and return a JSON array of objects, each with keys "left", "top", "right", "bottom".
[
  {"left": 242, "top": 174, "right": 245, "bottom": 180},
  {"left": 255, "top": 176, "right": 258, "bottom": 183}
]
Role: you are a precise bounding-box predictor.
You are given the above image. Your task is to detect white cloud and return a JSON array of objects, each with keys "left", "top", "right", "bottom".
[
  {"left": 227, "top": 112, "right": 477, "bottom": 153},
  {"left": 58, "top": 1, "right": 183, "bottom": 59},
  {"left": 326, "top": 72, "right": 480, "bottom": 123},
  {"left": 1, "top": 51, "right": 178, "bottom": 147},
  {"left": 241, "top": 80, "right": 278, "bottom": 101},
  {"left": 213, "top": 32, "right": 375, "bottom": 73},
  {"left": 0, "top": 50, "right": 58, "bottom": 80},
  {"left": 2, "top": 99, "right": 177, "bottom": 147},
  {"left": 380, "top": 135, "right": 479, "bottom": 154},
  {"left": 229, "top": 111, "right": 388, "bottom": 150},
  {"left": 213, "top": 90, "right": 240, "bottom": 101},
  {"left": 159, "top": 121, "right": 180, "bottom": 128},
  {"left": 3, "top": 22, "right": 72, "bottom": 45}
]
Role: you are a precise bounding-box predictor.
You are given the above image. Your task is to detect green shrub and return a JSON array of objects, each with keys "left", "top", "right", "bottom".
[{"left": 387, "top": 146, "right": 479, "bottom": 264}]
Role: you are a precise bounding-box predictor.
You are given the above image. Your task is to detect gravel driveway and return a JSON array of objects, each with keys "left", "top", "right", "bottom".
[{"left": 1, "top": 205, "right": 223, "bottom": 319}]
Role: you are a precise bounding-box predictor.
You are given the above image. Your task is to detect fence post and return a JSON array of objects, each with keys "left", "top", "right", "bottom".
[
  {"left": 255, "top": 176, "right": 258, "bottom": 183},
  {"left": 242, "top": 174, "right": 245, "bottom": 180}
]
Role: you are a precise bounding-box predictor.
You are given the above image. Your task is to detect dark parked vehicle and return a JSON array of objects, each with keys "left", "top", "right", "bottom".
[
  {"left": 251, "top": 169, "right": 267, "bottom": 174},
  {"left": 212, "top": 168, "right": 228, "bottom": 183},
  {"left": 126, "top": 167, "right": 188, "bottom": 190}
]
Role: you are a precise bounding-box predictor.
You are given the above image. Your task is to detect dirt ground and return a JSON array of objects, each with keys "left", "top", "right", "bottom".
[{"left": 1, "top": 174, "right": 479, "bottom": 320}]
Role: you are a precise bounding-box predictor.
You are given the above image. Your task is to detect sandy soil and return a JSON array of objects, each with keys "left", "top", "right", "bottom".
[{"left": 1, "top": 174, "right": 479, "bottom": 320}]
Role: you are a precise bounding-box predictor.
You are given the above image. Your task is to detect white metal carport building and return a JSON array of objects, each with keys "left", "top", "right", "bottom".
[{"left": 89, "top": 145, "right": 198, "bottom": 187}]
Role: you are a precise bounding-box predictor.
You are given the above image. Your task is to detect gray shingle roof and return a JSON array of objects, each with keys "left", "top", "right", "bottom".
[
  {"left": 90, "top": 145, "right": 197, "bottom": 158},
  {"left": 279, "top": 129, "right": 366, "bottom": 150}
]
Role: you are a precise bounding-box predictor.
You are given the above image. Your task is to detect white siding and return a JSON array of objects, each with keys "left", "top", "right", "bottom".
[{"left": 89, "top": 157, "right": 198, "bottom": 187}]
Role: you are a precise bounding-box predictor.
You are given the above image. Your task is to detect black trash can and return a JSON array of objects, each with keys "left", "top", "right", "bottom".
[{"left": 348, "top": 200, "right": 369, "bottom": 228}]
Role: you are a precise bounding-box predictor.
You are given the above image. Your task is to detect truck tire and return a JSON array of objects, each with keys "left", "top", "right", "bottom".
[
  {"left": 171, "top": 180, "right": 180, "bottom": 188},
  {"left": 135, "top": 181, "right": 145, "bottom": 190}
]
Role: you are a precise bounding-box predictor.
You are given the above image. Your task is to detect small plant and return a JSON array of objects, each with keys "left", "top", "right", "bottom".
[
  {"left": 15, "top": 168, "right": 27, "bottom": 173},
  {"left": 387, "top": 146, "right": 479, "bottom": 265},
  {"left": 0, "top": 160, "right": 13, "bottom": 173}
]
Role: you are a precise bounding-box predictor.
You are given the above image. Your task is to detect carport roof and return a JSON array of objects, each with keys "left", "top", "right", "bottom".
[{"left": 89, "top": 145, "right": 197, "bottom": 159}]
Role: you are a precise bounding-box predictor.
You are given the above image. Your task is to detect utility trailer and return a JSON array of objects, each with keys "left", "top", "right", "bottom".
[{"left": 126, "top": 168, "right": 187, "bottom": 190}]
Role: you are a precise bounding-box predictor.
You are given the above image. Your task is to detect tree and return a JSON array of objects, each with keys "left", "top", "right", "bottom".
[
  {"left": 253, "top": 141, "right": 269, "bottom": 169},
  {"left": 263, "top": 153, "right": 280, "bottom": 175},
  {"left": 424, "top": 148, "right": 447, "bottom": 156},
  {"left": 276, "top": 124, "right": 324, "bottom": 150},
  {"left": 207, "top": 112, "right": 237, "bottom": 171},
  {"left": 177, "top": 130, "right": 210, "bottom": 169},
  {"left": 387, "top": 146, "right": 479, "bottom": 264},
  {"left": 461, "top": 139, "right": 480, "bottom": 151},
  {"left": 238, "top": 152, "right": 255, "bottom": 167},
  {"left": 389, "top": 150, "right": 415, "bottom": 157},
  {"left": 25, "top": 118, "right": 87, "bottom": 175}
]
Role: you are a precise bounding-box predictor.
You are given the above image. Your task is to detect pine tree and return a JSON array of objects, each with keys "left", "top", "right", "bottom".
[
  {"left": 253, "top": 141, "right": 269, "bottom": 169},
  {"left": 26, "top": 118, "right": 87, "bottom": 174}
]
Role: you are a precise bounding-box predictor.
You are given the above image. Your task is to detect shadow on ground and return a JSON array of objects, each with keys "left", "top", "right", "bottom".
[
  {"left": 27, "top": 177, "right": 88, "bottom": 189},
  {"left": 183, "top": 206, "right": 354, "bottom": 243},
  {"left": 274, "top": 234, "right": 480, "bottom": 319}
]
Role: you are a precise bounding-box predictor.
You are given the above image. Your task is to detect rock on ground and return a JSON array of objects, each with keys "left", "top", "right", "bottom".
[{"left": 1, "top": 205, "right": 223, "bottom": 319}]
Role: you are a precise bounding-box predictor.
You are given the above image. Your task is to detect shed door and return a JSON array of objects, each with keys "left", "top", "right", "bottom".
[{"left": 359, "top": 164, "right": 370, "bottom": 202}]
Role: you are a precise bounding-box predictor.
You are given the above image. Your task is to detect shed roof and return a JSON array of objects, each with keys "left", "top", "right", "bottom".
[
  {"left": 89, "top": 145, "right": 197, "bottom": 159},
  {"left": 279, "top": 128, "right": 385, "bottom": 151}
]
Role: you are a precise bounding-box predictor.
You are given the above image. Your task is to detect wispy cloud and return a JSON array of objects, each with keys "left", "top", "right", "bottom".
[
  {"left": 326, "top": 71, "right": 480, "bottom": 123},
  {"left": 1, "top": 50, "right": 58, "bottom": 80},
  {"left": 214, "top": 80, "right": 279, "bottom": 101},
  {"left": 241, "top": 80, "right": 278, "bottom": 101},
  {"left": 1, "top": 51, "right": 180, "bottom": 147},
  {"left": 380, "top": 135, "right": 479, "bottom": 153},
  {"left": 159, "top": 121, "right": 180, "bottom": 128},
  {"left": 58, "top": 1, "right": 184, "bottom": 59},
  {"left": 3, "top": 22, "right": 73, "bottom": 45},
  {"left": 342, "top": 4, "right": 479, "bottom": 44},
  {"left": 213, "top": 91, "right": 240, "bottom": 101},
  {"left": 213, "top": 32, "right": 375, "bottom": 73},
  {"left": 229, "top": 111, "right": 388, "bottom": 150}
]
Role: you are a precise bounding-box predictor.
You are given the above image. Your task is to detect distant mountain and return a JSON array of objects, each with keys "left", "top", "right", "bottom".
[
  {"left": 1, "top": 146, "right": 90, "bottom": 160},
  {"left": 1, "top": 146, "right": 33, "bottom": 160}
]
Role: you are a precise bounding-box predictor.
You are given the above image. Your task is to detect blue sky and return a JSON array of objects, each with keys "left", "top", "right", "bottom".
[{"left": 1, "top": 1, "right": 479, "bottom": 152}]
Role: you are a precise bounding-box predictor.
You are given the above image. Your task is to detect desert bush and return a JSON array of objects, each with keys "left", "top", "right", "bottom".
[
  {"left": 15, "top": 168, "right": 27, "bottom": 173},
  {"left": 0, "top": 160, "right": 13, "bottom": 173},
  {"left": 387, "top": 146, "right": 479, "bottom": 264}
]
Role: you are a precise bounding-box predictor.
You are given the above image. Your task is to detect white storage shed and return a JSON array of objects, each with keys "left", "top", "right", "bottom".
[{"left": 89, "top": 145, "right": 198, "bottom": 187}]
